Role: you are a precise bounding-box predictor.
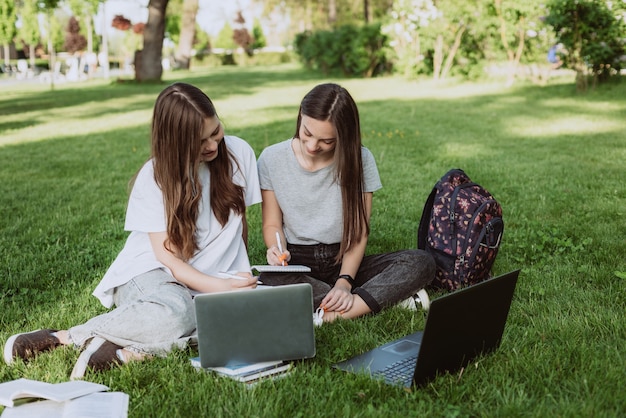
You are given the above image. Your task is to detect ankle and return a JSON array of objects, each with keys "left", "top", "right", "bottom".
[
  {"left": 52, "top": 330, "right": 71, "bottom": 346},
  {"left": 119, "top": 348, "right": 145, "bottom": 363}
]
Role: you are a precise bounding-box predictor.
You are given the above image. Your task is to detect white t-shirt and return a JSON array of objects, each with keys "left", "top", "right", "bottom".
[
  {"left": 93, "top": 136, "right": 262, "bottom": 307},
  {"left": 257, "top": 139, "right": 382, "bottom": 245}
]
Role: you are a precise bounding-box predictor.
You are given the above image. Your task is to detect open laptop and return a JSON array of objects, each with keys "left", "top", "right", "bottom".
[
  {"left": 194, "top": 283, "right": 316, "bottom": 368},
  {"left": 333, "top": 270, "right": 520, "bottom": 388}
]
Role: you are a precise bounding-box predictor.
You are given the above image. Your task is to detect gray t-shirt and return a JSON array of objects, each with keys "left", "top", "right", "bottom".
[{"left": 257, "top": 139, "right": 382, "bottom": 245}]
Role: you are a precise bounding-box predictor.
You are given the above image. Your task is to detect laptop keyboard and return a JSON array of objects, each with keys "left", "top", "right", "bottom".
[{"left": 373, "top": 355, "right": 417, "bottom": 386}]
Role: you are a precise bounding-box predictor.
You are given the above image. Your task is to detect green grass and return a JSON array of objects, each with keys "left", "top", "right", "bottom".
[{"left": 1, "top": 65, "right": 625, "bottom": 417}]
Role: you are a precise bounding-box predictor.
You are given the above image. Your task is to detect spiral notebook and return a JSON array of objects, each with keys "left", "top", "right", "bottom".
[{"left": 251, "top": 265, "right": 311, "bottom": 273}]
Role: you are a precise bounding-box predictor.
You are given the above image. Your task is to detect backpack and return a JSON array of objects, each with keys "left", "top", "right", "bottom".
[{"left": 418, "top": 169, "right": 504, "bottom": 291}]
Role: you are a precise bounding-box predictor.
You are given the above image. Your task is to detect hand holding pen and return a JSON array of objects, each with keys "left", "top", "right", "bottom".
[{"left": 266, "top": 231, "right": 290, "bottom": 266}]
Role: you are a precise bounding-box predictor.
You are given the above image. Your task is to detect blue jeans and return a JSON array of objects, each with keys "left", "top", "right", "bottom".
[
  {"left": 259, "top": 244, "right": 435, "bottom": 313},
  {"left": 68, "top": 269, "right": 196, "bottom": 356}
]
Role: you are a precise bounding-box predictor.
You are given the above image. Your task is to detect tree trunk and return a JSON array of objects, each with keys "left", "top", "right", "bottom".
[
  {"left": 3, "top": 44, "right": 9, "bottom": 66},
  {"left": 29, "top": 44, "right": 35, "bottom": 69},
  {"left": 137, "top": 0, "right": 168, "bottom": 82},
  {"left": 174, "top": 0, "right": 198, "bottom": 70},
  {"left": 440, "top": 25, "right": 465, "bottom": 80},
  {"left": 433, "top": 35, "right": 443, "bottom": 80},
  {"left": 363, "top": 0, "right": 369, "bottom": 23},
  {"left": 328, "top": 0, "right": 336, "bottom": 25}
]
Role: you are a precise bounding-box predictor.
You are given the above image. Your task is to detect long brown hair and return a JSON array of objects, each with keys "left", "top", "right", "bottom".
[
  {"left": 149, "top": 82, "right": 244, "bottom": 260},
  {"left": 294, "top": 83, "right": 368, "bottom": 263}
]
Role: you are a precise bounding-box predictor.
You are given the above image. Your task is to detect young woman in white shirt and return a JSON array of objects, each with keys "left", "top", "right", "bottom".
[{"left": 4, "top": 82, "right": 262, "bottom": 378}]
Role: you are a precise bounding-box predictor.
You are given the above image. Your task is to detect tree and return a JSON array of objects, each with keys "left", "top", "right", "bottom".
[
  {"left": 67, "top": 0, "right": 100, "bottom": 54},
  {"left": 173, "top": 0, "right": 198, "bottom": 69},
  {"left": 491, "top": 0, "right": 546, "bottom": 86},
  {"left": 545, "top": 0, "right": 626, "bottom": 90},
  {"left": 64, "top": 16, "right": 87, "bottom": 53},
  {"left": 383, "top": 0, "right": 440, "bottom": 77},
  {"left": 251, "top": 18, "right": 266, "bottom": 50},
  {"left": 233, "top": 11, "right": 254, "bottom": 56},
  {"left": 214, "top": 21, "right": 237, "bottom": 50},
  {"left": 137, "top": 0, "right": 169, "bottom": 82},
  {"left": 16, "top": 0, "right": 40, "bottom": 70},
  {"left": 0, "top": 0, "right": 16, "bottom": 67}
]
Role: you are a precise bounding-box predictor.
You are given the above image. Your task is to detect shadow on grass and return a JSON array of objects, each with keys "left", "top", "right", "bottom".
[{"left": 0, "top": 66, "right": 325, "bottom": 119}]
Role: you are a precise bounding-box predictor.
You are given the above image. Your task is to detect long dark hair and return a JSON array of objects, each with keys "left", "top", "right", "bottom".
[
  {"left": 149, "top": 82, "right": 244, "bottom": 260},
  {"left": 294, "top": 83, "right": 368, "bottom": 263}
]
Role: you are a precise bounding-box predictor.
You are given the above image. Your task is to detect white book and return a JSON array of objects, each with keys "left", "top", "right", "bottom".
[
  {"left": 1, "top": 392, "right": 129, "bottom": 418},
  {"left": 0, "top": 379, "right": 108, "bottom": 408}
]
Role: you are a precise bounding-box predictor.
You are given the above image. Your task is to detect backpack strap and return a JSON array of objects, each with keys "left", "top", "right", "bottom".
[{"left": 417, "top": 186, "right": 436, "bottom": 250}]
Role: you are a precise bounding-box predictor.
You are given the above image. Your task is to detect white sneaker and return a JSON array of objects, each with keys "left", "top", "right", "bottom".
[
  {"left": 313, "top": 308, "right": 324, "bottom": 327},
  {"left": 397, "top": 289, "right": 430, "bottom": 312}
]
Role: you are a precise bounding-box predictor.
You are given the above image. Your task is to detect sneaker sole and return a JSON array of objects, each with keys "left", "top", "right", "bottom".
[
  {"left": 416, "top": 289, "right": 430, "bottom": 311},
  {"left": 70, "top": 336, "right": 107, "bottom": 380},
  {"left": 3, "top": 332, "right": 23, "bottom": 365}
]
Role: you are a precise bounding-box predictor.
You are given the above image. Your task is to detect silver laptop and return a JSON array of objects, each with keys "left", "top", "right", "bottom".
[
  {"left": 194, "top": 283, "right": 316, "bottom": 368},
  {"left": 333, "top": 270, "right": 520, "bottom": 388}
]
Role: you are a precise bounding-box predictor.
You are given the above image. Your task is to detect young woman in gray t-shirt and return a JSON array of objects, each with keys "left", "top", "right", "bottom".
[{"left": 257, "top": 83, "right": 435, "bottom": 324}]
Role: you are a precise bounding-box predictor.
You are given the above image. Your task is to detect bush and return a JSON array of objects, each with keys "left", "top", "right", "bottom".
[
  {"left": 545, "top": 0, "right": 626, "bottom": 89},
  {"left": 294, "top": 23, "right": 392, "bottom": 77},
  {"left": 191, "top": 50, "right": 296, "bottom": 68}
]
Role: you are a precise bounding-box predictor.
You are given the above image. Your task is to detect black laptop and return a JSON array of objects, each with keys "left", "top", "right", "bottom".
[{"left": 333, "top": 270, "right": 520, "bottom": 388}]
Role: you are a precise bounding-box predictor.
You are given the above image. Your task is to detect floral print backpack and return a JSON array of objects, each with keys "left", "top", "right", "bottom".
[{"left": 418, "top": 169, "right": 504, "bottom": 291}]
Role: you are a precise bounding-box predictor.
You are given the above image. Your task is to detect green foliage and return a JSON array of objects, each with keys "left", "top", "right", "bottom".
[
  {"left": 213, "top": 21, "right": 237, "bottom": 50},
  {"left": 251, "top": 18, "right": 266, "bottom": 50},
  {"left": 165, "top": 12, "right": 181, "bottom": 44},
  {"left": 0, "top": 0, "right": 16, "bottom": 46},
  {"left": 294, "top": 23, "right": 391, "bottom": 77},
  {"left": 545, "top": 0, "right": 626, "bottom": 87},
  {"left": 16, "top": 1, "right": 40, "bottom": 46}
]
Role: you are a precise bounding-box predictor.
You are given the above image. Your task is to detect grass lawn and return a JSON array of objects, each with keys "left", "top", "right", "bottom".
[{"left": 1, "top": 65, "right": 625, "bottom": 417}]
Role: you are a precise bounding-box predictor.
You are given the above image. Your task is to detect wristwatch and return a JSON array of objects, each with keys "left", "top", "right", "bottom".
[{"left": 337, "top": 274, "right": 355, "bottom": 288}]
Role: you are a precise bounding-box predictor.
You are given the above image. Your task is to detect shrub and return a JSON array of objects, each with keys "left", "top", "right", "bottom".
[{"left": 294, "top": 23, "right": 392, "bottom": 77}]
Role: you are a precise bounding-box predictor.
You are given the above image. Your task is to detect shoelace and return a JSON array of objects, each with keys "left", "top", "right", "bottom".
[{"left": 313, "top": 307, "right": 324, "bottom": 327}]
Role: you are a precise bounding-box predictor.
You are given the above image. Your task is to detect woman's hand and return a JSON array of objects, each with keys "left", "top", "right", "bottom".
[
  {"left": 266, "top": 245, "right": 291, "bottom": 266},
  {"left": 227, "top": 272, "right": 258, "bottom": 290},
  {"left": 219, "top": 272, "right": 257, "bottom": 291},
  {"left": 320, "top": 283, "right": 353, "bottom": 313}
]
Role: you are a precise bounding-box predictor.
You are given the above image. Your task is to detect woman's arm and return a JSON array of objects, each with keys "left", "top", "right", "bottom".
[
  {"left": 261, "top": 189, "right": 290, "bottom": 265},
  {"left": 148, "top": 231, "right": 257, "bottom": 292}
]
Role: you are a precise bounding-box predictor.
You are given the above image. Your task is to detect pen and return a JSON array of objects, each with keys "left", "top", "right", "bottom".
[
  {"left": 276, "top": 232, "right": 285, "bottom": 266},
  {"left": 218, "top": 272, "right": 263, "bottom": 285}
]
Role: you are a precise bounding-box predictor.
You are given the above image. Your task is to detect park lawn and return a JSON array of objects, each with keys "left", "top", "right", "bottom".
[{"left": 1, "top": 65, "right": 625, "bottom": 417}]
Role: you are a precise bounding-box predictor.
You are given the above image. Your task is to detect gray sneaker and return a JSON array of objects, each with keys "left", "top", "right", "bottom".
[
  {"left": 70, "top": 337, "right": 123, "bottom": 380},
  {"left": 3, "top": 329, "right": 60, "bottom": 365},
  {"left": 397, "top": 289, "right": 431, "bottom": 312}
]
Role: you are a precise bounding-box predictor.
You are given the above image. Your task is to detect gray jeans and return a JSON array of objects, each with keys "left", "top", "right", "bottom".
[
  {"left": 68, "top": 269, "right": 196, "bottom": 356},
  {"left": 259, "top": 244, "right": 435, "bottom": 313}
]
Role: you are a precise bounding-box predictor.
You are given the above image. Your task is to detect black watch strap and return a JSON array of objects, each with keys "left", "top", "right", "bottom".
[{"left": 338, "top": 274, "right": 355, "bottom": 288}]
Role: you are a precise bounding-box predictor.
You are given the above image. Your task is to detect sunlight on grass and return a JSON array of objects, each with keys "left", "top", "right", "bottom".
[
  {"left": 443, "top": 142, "right": 494, "bottom": 158},
  {"left": 1, "top": 94, "right": 154, "bottom": 147},
  {"left": 514, "top": 116, "right": 623, "bottom": 138}
]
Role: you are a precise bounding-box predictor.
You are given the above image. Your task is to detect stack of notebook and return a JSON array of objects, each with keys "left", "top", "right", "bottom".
[{"left": 190, "top": 358, "right": 292, "bottom": 384}]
